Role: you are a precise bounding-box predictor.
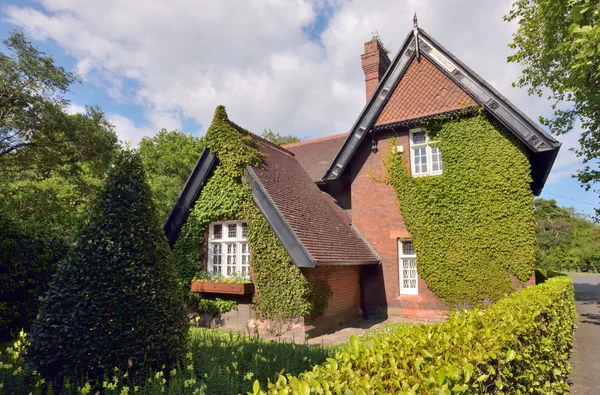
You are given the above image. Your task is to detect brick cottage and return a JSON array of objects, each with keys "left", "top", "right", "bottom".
[{"left": 164, "top": 22, "right": 560, "bottom": 337}]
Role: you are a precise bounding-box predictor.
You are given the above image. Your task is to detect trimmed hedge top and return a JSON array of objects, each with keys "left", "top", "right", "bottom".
[{"left": 256, "top": 276, "right": 576, "bottom": 394}]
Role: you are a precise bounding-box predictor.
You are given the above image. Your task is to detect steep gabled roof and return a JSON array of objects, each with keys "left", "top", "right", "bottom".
[
  {"left": 249, "top": 141, "right": 378, "bottom": 265},
  {"left": 322, "top": 28, "right": 561, "bottom": 195},
  {"left": 164, "top": 127, "right": 379, "bottom": 267}
]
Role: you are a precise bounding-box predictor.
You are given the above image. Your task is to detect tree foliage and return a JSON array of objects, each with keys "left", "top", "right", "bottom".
[
  {"left": 0, "top": 28, "right": 119, "bottom": 235},
  {"left": 0, "top": 29, "right": 118, "bottom": 176},
  {"left": 0, "top": 214, "right": 66, "bottom": 342},
  {"left": 27, "top": 150, "right": 188, "bottom": 384},
  {"left": 505, "top": 0, "right": 600, "bottom": 216},
  {"left": 138, "top": 129, "right": 204, "bottom": 222},
  {"left": 534, "top": 197, "right": 600, "bottom": 271},
  {"left": 0, "top": 29, "right": 120, "bottom": 339},
  {"left": 260, "top": 129, "right": 300, "bottom": 145}
]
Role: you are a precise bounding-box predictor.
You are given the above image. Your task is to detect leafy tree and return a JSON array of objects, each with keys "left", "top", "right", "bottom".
[
  {"left": 138, "top": 129, "right": 204, "bottom": 222},
  {"left": 505, "top": 1, "right": 600, "bottom": 216},
  {"left": 260, "top": 129, "right": 300, "bottom": 145},
  {"left": 27, "top": 150, "right": 188, "bottom": 385},
  {"left": 0, "top": 213, "right": 66, "bottom": 342},
  {"left": 0, "top": 29, "right": 120, "bottom": 339},
  {"left": 0, "top": 28, "right": 119, "bottom": 235},
  {"left": 534, "top": 197, "right": 600, "bottom": 271},
  {"left": 0, "top": 29, "right": 118, "bottom": 176}
]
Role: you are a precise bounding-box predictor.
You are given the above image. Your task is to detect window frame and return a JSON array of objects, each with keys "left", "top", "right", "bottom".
[
  {"left": 208, "top": 220, "right": 250, "bottom": 278},
  {"left": 409, "top": 128, "right": 443, "bottom": 177},
  {"left": 398, "top": 239, "right": 418, "bottom": 295}
]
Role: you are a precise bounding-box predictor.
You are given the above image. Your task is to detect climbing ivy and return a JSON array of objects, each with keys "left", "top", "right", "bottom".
[
  {"left": 384, "top": 111, "right": 536, "bottom": 306},
  {"left": 244, "top": 201, "right": 311, "bottom": 321},
  {"left": 173, "top": 106, "right": 311, "bottom": 321}
]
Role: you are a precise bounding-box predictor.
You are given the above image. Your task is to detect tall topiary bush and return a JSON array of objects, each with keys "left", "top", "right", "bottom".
[{"left": 26, "top": 150, "right": 188, "bottom": 384}]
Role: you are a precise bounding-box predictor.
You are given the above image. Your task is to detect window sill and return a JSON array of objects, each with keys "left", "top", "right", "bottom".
[
  {"left": 191, "top": 281, "right": 254, "bottom": 295},
  {"left": 412, "top": 171, "right": 443, "bottom": 178}
]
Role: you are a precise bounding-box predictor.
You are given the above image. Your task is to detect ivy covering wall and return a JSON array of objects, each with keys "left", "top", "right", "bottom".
[
  {"left": 385, "top": 112, "right": 536, "bottom": 306},
  {"left": 173, "top": 106, "right": 311, "bottom": 320}
]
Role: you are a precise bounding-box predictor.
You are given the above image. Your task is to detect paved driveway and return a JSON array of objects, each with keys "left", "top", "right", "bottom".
[{"left": 568, "top": 274, "right": 600, "bottom": 394}]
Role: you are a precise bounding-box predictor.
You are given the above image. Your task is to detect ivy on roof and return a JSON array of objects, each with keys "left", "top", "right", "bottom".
[{"left": 172, "top": 106, "right": 313, "bottom": 322}]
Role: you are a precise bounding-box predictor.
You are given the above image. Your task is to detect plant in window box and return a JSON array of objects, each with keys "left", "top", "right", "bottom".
[
  {"left": 191, "top": 272, "right": 254, "bottom": 294},
  {"left": 191, "top": 272, "right": 252, "bottom": 284}
]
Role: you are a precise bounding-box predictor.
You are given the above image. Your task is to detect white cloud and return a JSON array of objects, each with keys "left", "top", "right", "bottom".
[
  {"left": 107, "top": 113, "right": 154, "bottom": 147},
  {"left": 2, "top": 0, "right": 589, "bottom": 183},
  {"left": 65, "top": 103, "right": 86, "bottom": 115}
]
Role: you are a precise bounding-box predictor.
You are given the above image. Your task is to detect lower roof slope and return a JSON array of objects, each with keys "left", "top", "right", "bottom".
[{"left": 250, "top": 141, "right": 379, "bottom": 265}]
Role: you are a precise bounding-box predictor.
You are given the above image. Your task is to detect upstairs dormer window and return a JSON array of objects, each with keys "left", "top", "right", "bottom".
[
  {"left": 409, "top": 128, "right": 443, "bottom": 176},
  {"left": 208, "top": 221, "right": 250, "bottom": 278}
]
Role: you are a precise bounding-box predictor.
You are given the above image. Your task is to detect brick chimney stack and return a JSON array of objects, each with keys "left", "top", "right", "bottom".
[{"left": 361, "top": 40, "right": 391, "bottom": 102}]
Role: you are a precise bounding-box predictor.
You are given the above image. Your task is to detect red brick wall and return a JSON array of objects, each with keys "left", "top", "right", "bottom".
[
  {"left": 361, "top": 40, "right": 391, "bottom": 102},
  {"left": 301, "top": 266, "right": 361, "bottom": 318},
  {"left": 349, "top": 133, "right": 447, "bottom": 316},
  {"left": 511, "top": 274, "right": 536, "bottom": 291}
]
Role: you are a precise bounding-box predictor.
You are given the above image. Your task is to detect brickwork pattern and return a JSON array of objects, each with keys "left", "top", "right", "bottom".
[
  {"left": 375, "top": 57, "right": 475, "bottom": 126},
  {"left": 302, "top": 266, "right": 361, "bottom": 318},
  {"left": 350, "top": 134, "right": 447, "bottom": 314},
  {"left": 361, "top": 40, "right": 391, "bottom": 102}
]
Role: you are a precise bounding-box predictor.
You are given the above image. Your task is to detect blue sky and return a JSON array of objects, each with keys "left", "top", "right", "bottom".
[{"left": 1, "top": 0, "right": 597, "bottom": 216}]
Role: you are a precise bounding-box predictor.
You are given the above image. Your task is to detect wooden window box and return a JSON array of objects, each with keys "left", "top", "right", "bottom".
[{"left": 190, "top": 281, "right": 254, "bottom": 295}]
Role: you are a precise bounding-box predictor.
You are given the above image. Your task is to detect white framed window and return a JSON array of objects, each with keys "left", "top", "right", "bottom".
[
  {"left": 409, "top": 128, "right": 443, "bottom": 176},
  {"left": 398, "top": 239, "right": 418, "bottom": 295},
  {"left": 208, "top": 221, "right": 250, "bottom": 278}
]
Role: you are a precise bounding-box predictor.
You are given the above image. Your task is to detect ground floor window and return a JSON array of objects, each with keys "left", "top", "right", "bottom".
[
  {"left": 398, "top": 239, "right": 418, "bottom": 295},
  {"left": 208, "top": 221, "right": 250, "bottom": 278}
]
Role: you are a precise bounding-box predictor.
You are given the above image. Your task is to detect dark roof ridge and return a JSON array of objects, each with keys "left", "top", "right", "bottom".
[
  {"left": 224, "top": 118, "right": 296, "bottom": 157},
  {"left": 282, "top": 132, "right": 349, "bottom": 148},
  {"left": 250, "top": 133, "right": 296, "bottom": 157}
]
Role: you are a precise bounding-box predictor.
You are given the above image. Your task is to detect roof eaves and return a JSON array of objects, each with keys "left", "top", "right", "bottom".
[
  {"left": 417, "top": 28, "right": 561, "bottom": 153},
  {"left": 372, "top": 108, "right": 476, "bottom": 131},
  {"left": 350, "top": 224, "right": 382, "bottom": 263},
  {"left": 245, "top": 166, "right": 316, "bottom": 268},
  {"left": 164, "top": 149, "right": 218, "bottom": 246},
  {"left": 323, "top": 27, "right": 561, "bottom": 194}
]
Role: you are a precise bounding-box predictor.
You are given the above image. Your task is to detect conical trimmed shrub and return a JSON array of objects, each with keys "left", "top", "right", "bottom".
[{"left": 27, "top": 150, "right": 188, "bottom": 384}]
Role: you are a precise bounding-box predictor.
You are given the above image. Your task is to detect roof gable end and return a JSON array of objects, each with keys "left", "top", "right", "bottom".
[{"left": 322, "top": 27, "right": 561, "bottom": 195}]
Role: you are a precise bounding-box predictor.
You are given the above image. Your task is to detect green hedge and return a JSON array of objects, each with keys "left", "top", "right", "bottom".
[{"left": 255, "top": 276, "right": 576, "bottom": 394}]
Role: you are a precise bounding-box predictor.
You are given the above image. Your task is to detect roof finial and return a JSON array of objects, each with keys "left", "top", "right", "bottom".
[{"left": 413, "top": 12, "right": 420, "bottom": 59}]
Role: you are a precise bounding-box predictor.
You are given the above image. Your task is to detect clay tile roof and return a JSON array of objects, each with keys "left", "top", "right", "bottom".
[
  {"left": 375, "top": 56, "right": 475, "bottom": 126},
  {"left": 251, "top": 141, "right": 379, "bottom": 264},
  {"left": 283, "top": 133, "right": 348, "bottom": 181}
]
